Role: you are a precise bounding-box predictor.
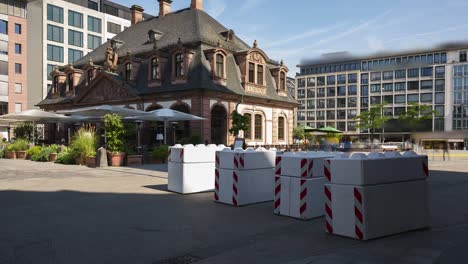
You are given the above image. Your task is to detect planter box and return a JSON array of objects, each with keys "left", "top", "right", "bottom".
[
  {"left": 16, "top": 151, "right": 27, "bottom": 160},
  {"left": 49, "top": 153, "right": 58, "bottom": 162},
  {"left": 127, "top": 155, "right": 143, "bottom": 165},
  {"left": 108, "top": 152, "right": 125, "bottom": 167},
  {"left": 86, "top": 156, "right": 96, "bottom": 167},
  {"left": 5, "top": 151, "right": 16, "bottom": 159}
]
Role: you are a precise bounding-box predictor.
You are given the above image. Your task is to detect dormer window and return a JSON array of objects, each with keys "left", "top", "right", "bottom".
[
  {"left": 216, "top": 54, "right": 224, "bottom": 78},
  {"left": 248, "top": 62, "right": 255, "bottom": 83},
  {"left": 257, "top": 65, "right": 263, "bottom": 85},
  {"left": 280, "top": 71, "right": 286, "bottom": 90},
  {"left": 151, "top": 57, "right": 159, "bottom": 80},
  {"left": 68, "top": 72, "right": 73, "bottom": 91},
  {"left": 175, "top": 53, "right": 184, "bottom": 78},
  {"left": 125, "top": 62, "right": 132, "bottom": 81}
]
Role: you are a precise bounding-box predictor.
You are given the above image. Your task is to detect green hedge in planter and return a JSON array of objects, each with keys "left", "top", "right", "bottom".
[
  {"left": 152, "top": 145, "right": 169, "bottom": 163},
  {"left": 26, "top": 146, "right": 42, "bottom": 158},
  {"left": 56, "top": 147, "right": 75, "bottom": 165}
]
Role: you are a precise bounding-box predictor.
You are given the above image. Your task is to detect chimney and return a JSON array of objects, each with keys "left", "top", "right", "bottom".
[
  {"left": 130, "top": 5, "right": 144, "bottom": 25},
  {"left": 191, "top": 0, "right": 203, "bottom": 10},
  {"left": 158, "top": 0, "right": 172, "bottom": 17}
]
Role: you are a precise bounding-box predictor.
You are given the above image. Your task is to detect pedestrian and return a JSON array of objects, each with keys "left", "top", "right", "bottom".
[{"left": 442, "top": 141, "right": 450, "bottom": 161}]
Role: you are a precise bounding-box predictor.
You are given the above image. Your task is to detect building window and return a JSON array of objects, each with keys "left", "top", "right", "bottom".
[
  {"left": 151, "top": 57, "right": 159, "bottom": 80},
  {"left": 47, "top": 25, "right": 63, "bottom": 43},
  {"left": 88, "top": 34, "right": 101, "bottom": 49},
  {"left": 216, "top": 54, "right": 224, "bottom": 78},
  {"left": 278, "top": 116, "right": 285, "bottom": 141},
  {"left": 421, "top": 80, "right": 433, "bottom": 90},
  {"left": 383, "top": 71, "right": 393, "bottom": 80},
  {"left": 460, "top": 51, "right": 467, "bottom": 62},
  {"left": 47, "top": 4, "right": 63, "bottom": 23},
  {"left": 257, "top": 65, "right": 264, "bottom": 85},
  {"left": 0, "top": 81, "right": 7, "bottom": 96},
  {"left": 15, "top": 43, "right": 22, "bottom": 54},
  {"left": 361, "top": 97, "right": 369, "bottom": 108},
  {"left": 395, "top": 69, "right": 406, "bottom": 79},
  {"left": 383, "top": 95, "right": 393, "bottom": 104},
  {"left": 435, "top": 93, "right": 445, "bottom": 104},
  {"left": 348, "top": 73, "right": 357, "bottom": 84},
  {"left": 435, "top": 66, "right": 445, "bottom": 78},
  {"left": 307, "top": 99, "right": 315, "bottom": 109},
  {"left": 407, "top": 68, "right": 419, "bottom": 78},
  {"left": 383, "top": 83, "right": 393, "bottom": 92},
  {"left": 407, "top": 94, "right": 419, "bottom": 103},
  {"left": 361, "top": 85, "right": 368, "bottom": 96},
  {"left": 280, "top": 71, "right": 286, "bottom": 90},
  {"left": 68, "top": 49, "right": 83, "bottom": 63},
  {"left": 125, "top": 63, "right": 132, "bottom": 81},
  {"left": 421, "top": 93, "right": 433, "bottom": 103},
  {"left": 327, "top": 75, "right": 336, "bottom": 85},
  {"left": 15, "top": 103, "right": 22, "bottom": 113},
  {"left": 407, "top": 81, "right": 419, "bottom": 90},
  {"left": 14, "top": 23, "right": 21, "bottom": 34},
  {"left": 107, "top": 22, "right": 121, "bottom": 34},
  {"left": 371, "top": 96, "right": 381, "bottom": 105},
  {"left": 248, "top": 62, "right": 255, "bottom": 83},
  {"left": 361, "top": 73, "right": 368, "bottom": 84},
  {"left": 0, "top": 60, "right": 7, "bottom": 75},
  {"left": 15, "top": 63, "right": 21, "bottom": 74},
  {"left": 0, "top": 20, "right": 6, "bottom": 34},
  {"left": 68, "top": 10, "right": 83, "bottom": 28},
  {"left": 348, "top": 97, "right": 357, "bottom": 107},
  {"left": 88, "top": 16, "right": 102, "bottom": 33},
  {"left": 103, "top": 4, "right": 119, "bottom": 16},
  {"left": 88, "top": 1, "right": 98, "bottom": 10},
  {"left": 441, "top": 53, "right": 447, "bottom": 63},
  {"left": 47, "top": 44, "right": 64, "bottom": 62},
  {"left": 337, "top": 98, "right": 346, "bottom": 108},
  {"left": 337, "top": 74, "right": 346, "bottom": 84},
  {"left": 421, "top": 67, "right": 433, "bottom": 77},
  {"left": 371, "top": 84, "right": 381, "bottom": 93},
  {"left": 47, "top": 64, "right": 55, "bottom": 80},
  {"left": 317, "top": 76, "right": 325, "bottom": 86},
  {"left": 337, "top": 86, "right": 346, "bottom": 96},
  {"left": 435, "top": 79, "right": 445, "bottom": 91},
  {"left": 68, "top": 73, "right": 73, "bottom": 91},
  {"left": 327, "top": 87, "right": 335, "bottom": 97},
  {"left": 15, "top": 83, "right": 22, "bottom": 94},
  {"left": 68, "top": 30, "right": 83, "bottom": 47},
  {"left": 348, "top": 85, "right": 357, "bottom": 95},
  {"left": 254, "top": 114, "right": 262, "bottom": 140},
  {"left": 395, "top": 94, "right": 406, "bottom": 104},
  {"left": 395, "top": 82, "right": 406, "bottom": 91},
  {"left": 175, "top": 53, "right": 184, "bottom": 78},
  {"left": 371, "top": 72, "right": 381, "bottom": 81},
  {"left": 0, "top": 40, "right": 6, "bottom": 55}
]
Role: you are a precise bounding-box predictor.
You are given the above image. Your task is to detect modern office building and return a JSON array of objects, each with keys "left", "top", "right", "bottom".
[
  {"left": 296, "top": 43, "right": 468, "bottom": 148},
  {"left": 0, "top": 0, "right": 28, "bottom": 140},
  {"left": 27, "top": 0, "right": 152, "bottom": 109}
]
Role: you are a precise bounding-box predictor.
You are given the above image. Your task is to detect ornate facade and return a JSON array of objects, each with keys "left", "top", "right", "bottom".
[{"left": 38, "top": 0, "right": 297, "bottom": 146}]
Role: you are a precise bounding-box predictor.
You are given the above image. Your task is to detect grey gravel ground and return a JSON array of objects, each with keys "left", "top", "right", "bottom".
[{"left": 1, "top": 158, "right": 468, "bottom": 264}]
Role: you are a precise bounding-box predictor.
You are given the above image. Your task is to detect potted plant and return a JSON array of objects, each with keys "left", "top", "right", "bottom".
[
  {"left": 86, "top": 150, "right": 97, "bottom": 167},
  {"left": 31, "top": 146, "right": 54, "bottom": 162},
  {"left": 104, "top": 113, "right": 126, "bottom": 166},
  {"left": 13, "top": 139, "right": 29, "bottom": 159},
  {"left": 70, "top": 127, "right": 97, "bottom": 165},
  {"left": 4, "top": 144, "right": 16, "bottom": 159},
  {"left": 48, "top": 145, "right": 59, "bottom": 162},
  {"left": 26, "top": 146, "right": 42, "bottom": 160},
  {"left": 126, "top": 147, "right": 143, "bottom": 165},
  {"left": 151, "top": 145, "right": 169, "bottom": 164}
]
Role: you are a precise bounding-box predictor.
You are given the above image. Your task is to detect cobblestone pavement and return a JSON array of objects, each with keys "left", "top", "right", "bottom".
[{"left": 1, "top": 158, "right": 468, "bottom": 264}]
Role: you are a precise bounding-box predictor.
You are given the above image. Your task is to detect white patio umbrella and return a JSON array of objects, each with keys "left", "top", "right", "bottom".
[
  {"left": 58, "top": 105, "right": 148, "bottom": 118},
  {"left": 125, "top": 109, "right": 205, "bottom": 144}
]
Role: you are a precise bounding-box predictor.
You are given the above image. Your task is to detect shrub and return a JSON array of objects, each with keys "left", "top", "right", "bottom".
[
  {"left": 14, "top": 123, "right": 36, "bottom": 142},
  {"left": 12, "top": 138, "right": 29, "bottom": 151},
  {"left": 31, "top": 146, "right": 55, "bottom": 162},
  {"left": 26, "top": 146, "right": 42, "bottom": 158},
  {"left": 56, "top": 147, "right": 75, "bottom": 165},
  {"left": 70, "top": 127, "right": 97, "bottom": 161},
  {"left": 48, "top": 144, "right": 59, "bottom": 153},
  {"left": 0, "top": 148, "right": 3, "bottom": 158},
  {"left": 152, "top": 145, "right": 169, "bottom": 163},
  {"left": 104, "top": 113, "right": 126, "bottom": 154},
  {"left": 5, "top": 144, "right": 16, "bottom": 152}
]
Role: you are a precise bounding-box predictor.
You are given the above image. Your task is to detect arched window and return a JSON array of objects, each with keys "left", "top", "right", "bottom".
[
  {"left": 216, "top": 54, "right": 224, "bottom": 78},
  {"left": 254, "top": 114, "right": 262, "bottom": 140},
  {"left": 175, "top": 53, "right": 184, "bottom": 78},
  {"left": 151, "top": 57, "right": 159, "bottom": 80},
  {"left": 280, "top": 71, "right": 286, "bottom": 90},
  {"left": 68, "top": 72, "right": 73, "bottom": 91},
  {"left": 257, "top": 65, "right": 263, "bottom": 85},
  {"left": 248, "top": 62, "right": 255, "bottom": 83},
  {"left": 243, "top": 113, "right": 251, "bottom": 139},
  {"left": 125, "top": 63, "right": 132, "bottom": 81},
  {"left": 278, "top": 116, "right": 285, "bottom": 141}
]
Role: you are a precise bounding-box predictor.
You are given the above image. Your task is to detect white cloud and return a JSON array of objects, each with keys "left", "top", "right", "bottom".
[
  {"left": 367, "top": 36, "right": 385, "bottom": 51},
  {"left": 205, "top": 0, "right": 227, "bottom": 19},
  {"left": 239, "top": 0, "right": 268, "bottom": 12}
]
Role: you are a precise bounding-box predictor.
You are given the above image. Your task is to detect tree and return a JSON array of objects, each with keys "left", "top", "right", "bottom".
[
  {"left": 104, "top": 113, "right": 126, "bottom": 153},
  {"left": 354, "top": 103, "right": 389, "bottom": 142},
  {"left": 398, "top": 103, "right": 436, "bottom": 132},
  {"left": 292, "top": 126, "right": 305, "bottom": 141},
  {"left": 228, "top": 111, "right": 250, "bottom": 137}
]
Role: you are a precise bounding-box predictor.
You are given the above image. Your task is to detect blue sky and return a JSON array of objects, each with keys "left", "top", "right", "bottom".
[{"left": 114, "top": 0, "right": 468, "bottom": 76}]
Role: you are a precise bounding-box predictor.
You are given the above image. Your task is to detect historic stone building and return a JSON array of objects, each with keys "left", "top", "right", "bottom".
[{"left": 38, "top": 0, "right": 297, "bottom": 146}]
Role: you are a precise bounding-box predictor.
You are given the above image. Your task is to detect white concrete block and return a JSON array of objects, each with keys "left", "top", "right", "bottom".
[
  {"left": 279, "top": 153, "right": 335, "bottom": 178},
  {"left": 169, "top": 144, "right": 226, "bottom": 163},
  {"left": 215, "top": 148, "right": 276, "bottom": 170},
  {"left": 215, "top": 168, "right": 275, "bottom": 206},
  {"left": 168, "top": 162, "right": 215, "bottom": 194},
  {"left": 325, "top": 153, "right": 429, "bottom": 185},
  {"left": 324, "top": 180, "right": 430, "bottom": 240}
]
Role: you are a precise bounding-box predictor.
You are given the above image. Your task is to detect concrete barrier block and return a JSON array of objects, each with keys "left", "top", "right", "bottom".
[
  {"left": 324, "top": 180, "right": 430, "bottom": 240},
  {"left": 168, "top": 162, "right": 215, "bottom": 194},
  {"left": 169, "top": 144, "right": 226, "bottom": 163},
  {"left": 279, "top": 153, "right": 335, "bottom": 178},
  {"left": 215, "top": 148, "right": 276, "bottom": 170}
]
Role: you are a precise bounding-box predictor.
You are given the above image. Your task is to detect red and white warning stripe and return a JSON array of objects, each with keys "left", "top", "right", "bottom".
[
  {"left": 324, "top": 185, "right": 333, "bottom": 234},
  {"left": 232, "top": 171, "right": 239, "bottom": 206},
  {"left": 214, "top": 168, "right": 220, "bottom": 201},
  {"left": 299, "top": 179, "right": 307, "bottom": 218},
  {"left": 324, "top": 159, "right": 331, "bottom": 182},
  {"left": 275, "top": 156, "right": 282, "bottom": 176},
  {"left": 354, "top": 187, "right": 364, "bottom": 240},
  {"left": 422, "top": 156, "right": 429, "bottom": 177},
  {"left": 274, "top": 176, "right": 281, "bottom": 214},
  {"left": 168, "top": 148, "right": 172, "bottom": 162},
  {"left": 307, "top": 160, "right": 314, "bottom": 178},
  {"left": 215, "top": 153, "right": 220, "bottom": 167},
  {"left": 300, "top": 158, "right": 308, "bottom": 177}
]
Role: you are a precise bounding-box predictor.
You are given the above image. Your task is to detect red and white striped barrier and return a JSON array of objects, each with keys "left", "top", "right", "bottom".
[
  {"left": 275, "top": 176, "right": 326, "bottom": 219},
  {"left": 325, "top": 151, "right": 429, "bottom": 185},
  {"left": 215, "top": 168, "right": 274, "bottom": 206},
  {"left": 168, "top": 144, "right": 226, "bottom": 194},
  {"left": 274, "top": 175, "right": 281, "bottom": 214},
  {"left": 324, "top": 180, "right": 430, "bottom": 240},
  {"left": 280, "top": 153, "right": 336, "bottom": 178},
  {"left": 216, "top": 148, "right": 276, "bottom": 170}
]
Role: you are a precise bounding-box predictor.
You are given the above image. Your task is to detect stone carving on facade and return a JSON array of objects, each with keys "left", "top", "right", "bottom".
[
  {"left": 104, "top": 47, "right": 119, "bottom": 73},
  {"left": 80, "top": 78, "right": 133, "bottom": 103}
]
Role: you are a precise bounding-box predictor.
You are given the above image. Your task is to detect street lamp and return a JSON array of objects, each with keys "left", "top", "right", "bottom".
[{"left": 135, "top": 120, "right": 144, "bottom": 154}]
